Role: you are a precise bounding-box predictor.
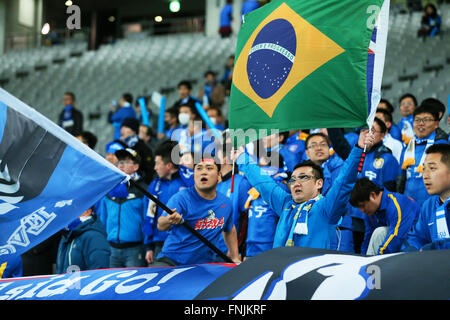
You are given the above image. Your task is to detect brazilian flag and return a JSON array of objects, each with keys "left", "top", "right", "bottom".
[{"left": 229, "top": 0, "right": 389, "bottom": 145}]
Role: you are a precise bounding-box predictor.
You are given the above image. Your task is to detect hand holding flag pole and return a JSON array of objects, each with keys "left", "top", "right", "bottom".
[
  {"left": 128, "top": 179, "right": 234, "bottom": 264},
  {"left": 357, "top": 128, "right": 375, "bottom": 173}
]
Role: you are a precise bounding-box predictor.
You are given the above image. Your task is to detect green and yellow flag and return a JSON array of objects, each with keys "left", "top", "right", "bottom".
[{"left": 229, "top": 0, "right": 389, "bottom": 145}]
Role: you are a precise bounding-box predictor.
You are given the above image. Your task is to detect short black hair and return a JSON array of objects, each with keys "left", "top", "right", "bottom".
[
  {"left": 292, "top": 160, "right": 324, "bottom": 182},
  {"left": 122, "top": 93, "right": 133, "bottom": 104},
  {"left": 178, "top": 80, "right": 192, "bottom": 91},
  {"left": 349, "top": 178, "right": 383, "bottom": 207},
  {"left": 78, "top": 131, "right": 97, "bottom": 149},
  {"left": 413, "top": 105, "right": 440, "bottom": 121},
  {"left": 376, "top": 108, "right": 393, "bottom": 123},
  {"left": 373, "top": 116, "right": 387, "bottom": 134},
  {"left": 305, "top": 133, "right": 331, "bottom": 148},
  {"left": 155, "top": 140, "right": 179, "bottom": 168},
  {"left": 64, "top": 92, "right": 76, "bottom": 102},
  {"left": 379, "top": 98, "right": 394, "bottom": 114},
  {"left": 425, "top": 144, "right": 450, "bottom": 169},
  {"left": 204, "top": 70, "right": 217, "bottom": 78},
  {"left": 399, "top": 93, "right": 418, "bottom": 107},
  {"left": 420, "top": 98, "right": 446, "bottom": 120}
]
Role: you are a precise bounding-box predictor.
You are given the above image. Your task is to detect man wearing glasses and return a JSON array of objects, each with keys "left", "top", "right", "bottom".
[
  {"left": 234, "top": 130, "right": 374, "bottom": 250},
  {"left": 399, "top": 106, "right": 449, "bottom": 206}
]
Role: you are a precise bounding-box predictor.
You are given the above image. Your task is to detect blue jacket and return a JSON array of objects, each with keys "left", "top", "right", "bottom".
[
  {"left": 56, "top": 215, "right": 110, "bottom": 274},
  {"left": 98, "top": 178, "right": 148, "bottom": 244},
  {"left": 143, "top": 168, "right": 194, "bottom": 249},
  {"left": 268, "top": 143, "right": 302, "bottom": 173},
  {"left": 237, "top": 146, "right": 363, "bottom": 250},
  {"left": 361, "top": 190, "right": 420, "bottom": 255},
  {"left": 400, "top": 131, "right": 448, "bottom": 206},
  {"left": 108, "top": 105, "right": 137, "bottom": 140},
  {"left": 403, "top": 195, "right": 450, "bottom": 251},
  {"left": 285, "top": 131, "right": 308, "bottom": 165}
]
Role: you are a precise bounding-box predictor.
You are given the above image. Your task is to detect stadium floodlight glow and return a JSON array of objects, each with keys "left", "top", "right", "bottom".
[
  {"left": 41, "top": 23, "right": 50, "bottom": 35},
  {"left": 65, "top": 0, "right": 73, "bottom": 6},
  {"left": 169, "top": 0, "right": 180, "bottom": 13},
  {"left": 154, "top": 16, "right": 163, "bottom": 22}
]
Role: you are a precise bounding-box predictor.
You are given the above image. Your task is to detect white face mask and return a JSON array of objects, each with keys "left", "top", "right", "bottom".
[
  {"left": 210, "top": 117, "right": 217, "bottom": 125},
  {"left": 178, "top": 113, "right": 190, "bottom": 126}
]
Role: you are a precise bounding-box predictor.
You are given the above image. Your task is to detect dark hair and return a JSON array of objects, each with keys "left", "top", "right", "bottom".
[
  {"left": 204, "top": 70, "right": 217, "bottom": 78},
  {"left": 399, "top": 93, "right": 418, "bottom": 107},
  {"left": 207, "top": 106, "right": 222, "bottom": 117},
  {"left": 193, "top": 155, "right": 221, "bottom": 172},
  {"left": 373, "top": 117, "right": 387, "bottom": 134},
  {"left": 420, "top": 98, "right": 446, "bottom": 120},
  {"left": 64, "top": 92, "right": 76, "bottom": 102},
  {"left": 424, "top": 3, "right": 438, "bottom": 17},
  {"left": 155, "top": 140, "right": 179, "bottom": 168},
  {"left": 279, "top": 131, "right": 289, "bottom": 145},
  {"left": 178, "top": 80, "right": 192, "bottom": 91},
  {"left": 122, "top": 93, "right": 133, "bottom": 104},
  {"left": 413, "top": 105, "right": 440, "bottom": 121},
  {"left": 179, "top": 103, "right": 197, "bottom": 116},
  {"left": 78, "top": 131, "right": 97, "bottom": 149},
  {"left": 425, "top": 144, "right": 450, "bottom": 169},
  {"left": 349, "top": 178, "right": 383, "bottom": 207},
  {"left": 379, "top": 98, "right": 394, "bottom": 114},
  {"left": 305, "top": 133, "right": 330, "bottom": 148},
  {"left": 376, "top": 108, "right": 393, "bottom": 123},
  {"left": 293, "top": 160, "right": 324, "bottom": 182},
  {"left": 140, "top": 124, "right": 154, "bottom": 138}
]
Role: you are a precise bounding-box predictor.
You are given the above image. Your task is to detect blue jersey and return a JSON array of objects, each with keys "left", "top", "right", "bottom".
[
  {"left": 269, "top": 143, "right": 301, "bottom": 173},
  {"left": 190, "top": 129, "right": 216, "bottom": 155},
  {"left": 322, "top": 153, "right": 345, "bottom": 195},
  {"left": 0, "top": 256, "right": 22, "bottom": 279},
  {"left": 108, "top": 105, "right": 136, "bottom": 140},
  {"left": 403, "top": 195, "right": 450, "bottom": 251},
  {"left": 285, "top": 132, "right": 308, "bottom": 168},
  {"left": 220, "top": 3, "right": 233, "bottom": 27},
  {"left": 358, "top": 143, "right": 400, "bottom": 191},
  {"left": 361, "top": 190, "right": 419, "bottom": 255},
  {"left": 389, "top": 123, "right": 402, "bottom": 142},
  {"left": 242, "top": 0, "right": 259, "bottom": 15},
  {"left": 143, "top": 168, "right": 194, "bottom": 248},
  {"left": 158, "top": 187, "right": 234, "bottom": 265},
  {"left": 245, "top": 178, "right": 288, "bottom": 257}
]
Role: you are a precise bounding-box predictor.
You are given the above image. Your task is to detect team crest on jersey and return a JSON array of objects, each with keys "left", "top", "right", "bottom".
[{"left": 373, "top": 158, "right": 384, "bottom": 169}]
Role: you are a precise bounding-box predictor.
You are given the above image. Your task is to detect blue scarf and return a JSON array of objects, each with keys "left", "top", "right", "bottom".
[
  {"left": 436, "top": 197, "right": 450, "bottom": 240},
  {"left": 285, "top": 194, "right": 323, "bottom": 246},
  {"left": 61, "top": 105, "right": 74, "bottom": 128}
]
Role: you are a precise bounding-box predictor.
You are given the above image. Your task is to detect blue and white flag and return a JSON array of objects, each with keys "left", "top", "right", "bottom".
[{"left": 0, "top": 88, "right": 127, "bottom": 260}]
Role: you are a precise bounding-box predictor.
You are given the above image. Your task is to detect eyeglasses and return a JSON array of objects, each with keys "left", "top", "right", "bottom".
[
  {"left": 413, "top": 118, "right": 435, "bottom": 124},
  {"left": 307, "top": 143, "right": 328, "bottom": 150},
  {"left": 116, "top": 160, "right": 134, "bottom": 166},
  {"left": 288, "top": 174, "right": 316, "bottom": 184}
]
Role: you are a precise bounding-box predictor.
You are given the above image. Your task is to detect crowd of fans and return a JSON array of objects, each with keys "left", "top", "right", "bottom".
[{"left": 1, "top": 2, "right": 449, "bottom": 282}]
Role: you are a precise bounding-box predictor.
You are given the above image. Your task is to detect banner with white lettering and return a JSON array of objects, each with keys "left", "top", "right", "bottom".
[
  {"left": 0, "top": 264, "right": 233, "bottom": 300},
  {"left": 0, "top": 88, "right": 126, "bottom": 260}
]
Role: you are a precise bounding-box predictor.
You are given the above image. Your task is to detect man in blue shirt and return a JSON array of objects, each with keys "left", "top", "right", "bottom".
[
  {"left": 399, "top": 106, "right": 449, "bottom": 206},
  {"left": 262, "top": 131, "right": 301, "bottom": 172},
  {"left": 349, "top": 178, "right": 419, "bottom": 255},
  {"left": 143, "top": 140, "right": 194, "bottom": 265},
  {"left": 397, "top": 93, "right": 417, "bottom": 147},
  {"left": 219, "top": 0, "right": 233, "bottom": 38},
  {"left": 403, "top": 144, "right": 450, "bottom": 251},
  {"left": 234, "top": 129, "right": 374, "bottom": 250},
  {"left": 108, "top": 93, "right": 136, "bottom": 140},
  {"left": 154, "top": 157, "right": 240, "bottom": 266}
]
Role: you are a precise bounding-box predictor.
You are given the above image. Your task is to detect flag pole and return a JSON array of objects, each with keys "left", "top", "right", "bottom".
[
  {"left": 128, "top": 179, "right": 234, "bottom": 264},
  {"left": 230, "top": 157, "right": 236, "bottom": 193},
  {"left": 357, "top": 144, "right": 367, "bottom": 173}
]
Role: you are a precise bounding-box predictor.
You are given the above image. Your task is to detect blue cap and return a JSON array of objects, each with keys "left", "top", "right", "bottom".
[{"left": 105, "top": 141, "right": 125, "bottom": 154}]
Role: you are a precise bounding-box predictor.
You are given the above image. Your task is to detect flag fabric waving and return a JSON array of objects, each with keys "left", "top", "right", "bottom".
[
  {"left": 0, "top": 88, "right": 127, "bottom": 260},
  {"left": 229, "top": 0, "right": 389, "bottom": 144}
]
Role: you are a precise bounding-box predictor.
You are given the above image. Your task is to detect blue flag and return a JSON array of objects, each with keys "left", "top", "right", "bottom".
[{"left": 0, "top": 88, "right": 126, "bottom": 260}]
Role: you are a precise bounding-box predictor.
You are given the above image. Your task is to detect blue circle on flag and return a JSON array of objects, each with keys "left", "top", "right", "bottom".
[{"left": 247, "top": 19, "right": 297, "bottom": 99}]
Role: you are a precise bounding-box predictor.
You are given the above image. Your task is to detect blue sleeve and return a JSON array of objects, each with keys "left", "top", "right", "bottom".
[
  {"left": 382, "top": 154, "right": 400, "bottom": 191},
  {"left": 237, "top": 153, "right": 292, "bottom": 216},
  {"left": 97, "top": 197, "right": 107, "bottom": 227},
  {"left": 84, "top": 232, "right": 111, "bottom": 270},
  {"left": 223, "top": 205, "right": 234, "bottom": 233},
  {"left": 317, "top": 146, "right": 363, "bottom": 224},
  {"left": 403, "top": 207, "right": 432, "bottom": 250},
  {"left": 165, "top": 192, "right": 186, "bottom": 218},
  {"left": 237, "top": 177, "right": 252, "bottom": 213},
  {"left": 377, "top": 196, "right": 409, "bottom": 254}
]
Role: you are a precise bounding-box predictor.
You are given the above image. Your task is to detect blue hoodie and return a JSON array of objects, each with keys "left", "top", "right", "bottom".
[
  {"left": 237, "top": 146, "right": 363, "bottom": 250},
  {"left": 403, "top": 195, "right": 450, "bottom": 251},
  {"left": 56, "top": 215, "right": 110, "bottom": 274},
  {"left": 361, "top": 190, "right": 420, "bottom": 255}
]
